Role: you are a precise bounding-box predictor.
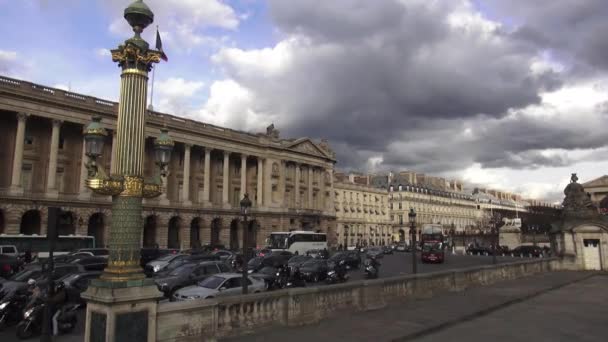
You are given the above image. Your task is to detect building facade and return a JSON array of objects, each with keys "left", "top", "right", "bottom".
[
  {"left": 333, "top": 179, "right": 391, "bottom": 248},
  {"left": 583, "top": 175, "right": 608, "bottom": 214},
  {"left": 0, "top": 75, "right": 337, "bottom": 249}
]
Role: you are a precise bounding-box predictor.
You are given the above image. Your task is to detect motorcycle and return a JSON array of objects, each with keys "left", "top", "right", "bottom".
[
  {"left": 363, "top": 260, "right": 379, "bottom": 279},
  {"left": 16, "top": 297, "right": 79, "bottom": 340},
  {"left": 326, "top": 260, "right": 349, "bottom": 284},
  {"left": 0, "top": 292, "right": 28, "bottom": 331}
]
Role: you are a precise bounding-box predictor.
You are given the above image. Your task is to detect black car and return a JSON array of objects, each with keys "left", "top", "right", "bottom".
[
  {"left": 140, "top": 248, "right": 180, "bottom": 268},
  {"left": 59, "top": 271, "right": 102, "bottom": 304},
  {"left": 0, "top": 254, "right": 22, "bottom": 279},
  {"left": 0, "top": 263, "right": 85, "bottom": 300},
  {"left": 306, "top": 249, "right": 329, "bottom": 259},
  {"left": 211, "top": 250, "right": 237, "bottom": 262},
  {"left": 382, "top": 246, "right": 393, "bottom": 255},
  {"left": 511, "top": 245, "right": 543, "bottom": 257},
  {"left": 252, "top": 266, "right": 279, "bottom": 289},
  {"left": 269, "top": 251, "right": 294, "bottom": 265},
  {"left": 68, "top": 256, "right": 108, "bottom": 271},
  {"left": 287, "top": 255, "right": 313, "bottom": 269},
  {"left": 466, "top": 245, "right": 493, "bottom": 255},
  {"left": 74, "top": 248, "right": 109, "bottom": 258},
  {"left": 299, "top": 259, "right": 329, "bottom": 282},
  {"left": 152, "top": 253, "right": 220, "bottom": 278},
  {"left": 155, "top": 261, "right": 230, "bottom": 298},
  {"left": 329, "top": 251, "right": 361, "bottom": 269}
]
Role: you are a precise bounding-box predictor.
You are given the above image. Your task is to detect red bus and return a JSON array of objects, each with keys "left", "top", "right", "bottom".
[{"left": 420, "top": 225, "right": 445, "bottom": 263}]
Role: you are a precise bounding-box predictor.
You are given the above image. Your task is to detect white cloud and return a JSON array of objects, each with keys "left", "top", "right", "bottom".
[
  {"left": 0, "top": 50, "right": 19, "bottom": 73},
  {"left": 94, "top": 48, "right": 111, "bottom": 58},
  {"left": 154, "top": 77, "right": 205, "bottom": 116}
]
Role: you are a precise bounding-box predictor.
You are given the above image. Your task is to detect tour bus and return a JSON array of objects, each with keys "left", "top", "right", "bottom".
[
  {"left": 420, "top": 224, "right": 445, "bottom": 263},
  {"left": 267, "top": 231, "right": 328, "bottom": 255},
  {"left": 0, "top": 234, "right": 96, "bottom": 259}
]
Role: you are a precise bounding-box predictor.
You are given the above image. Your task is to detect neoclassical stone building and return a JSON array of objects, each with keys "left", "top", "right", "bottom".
[
  {"left": 0, "top": 75, "right": 337, "bottom": 249},
  {"left": 333, "top": 178, "right": 391, "bottom": 248}
]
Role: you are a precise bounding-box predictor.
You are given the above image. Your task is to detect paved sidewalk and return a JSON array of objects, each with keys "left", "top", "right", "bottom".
[{"left": 223, "top": 272, "right": 598, "bottom": 342}]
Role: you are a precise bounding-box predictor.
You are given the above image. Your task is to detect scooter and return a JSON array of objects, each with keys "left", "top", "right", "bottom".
[
  {"left": 0, "top": 292, "right": 28, "bottom": 331},
  {"left": 16, "top": 298, "right": 79, "bottom": 340},
  {"left": 363, "top": 260, "right": 379, "bottom": 279},
  {"left": 326, "top": 260, "right": 349, "bottom": 284}
]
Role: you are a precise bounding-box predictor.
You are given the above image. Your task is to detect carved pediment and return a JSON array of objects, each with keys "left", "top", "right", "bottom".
[
  {"left": 287, "top": 139, "right": 331, "bottom": 159},
  {"left": 582, "top": 175, "right": 608, "bottom": 188}
]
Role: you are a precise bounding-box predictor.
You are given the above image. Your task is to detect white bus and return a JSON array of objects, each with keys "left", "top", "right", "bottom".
[
  {"left": 0, "top": 234, "right": 96, "bottom": 259},
  {"left": 267, "top": 231, "right": 327, "bottom": 255}
]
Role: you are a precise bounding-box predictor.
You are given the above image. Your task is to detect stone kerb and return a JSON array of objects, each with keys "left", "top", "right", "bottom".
[{"left": 155, "top": 258, "right": 561, "bottom": 341}]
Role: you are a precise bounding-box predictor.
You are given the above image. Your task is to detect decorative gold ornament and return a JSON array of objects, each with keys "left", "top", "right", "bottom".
[
  {"left": 121, "top": 176, "right": 144, "bottom": 197},
  {"left": 122, "top": 68, "right": 149, "bottom": 77},
  {"left": 86, "top": 177, "right": 125, "bottom": 196},
  {"left": 142, "top": 182, "right": 163, "bottom": 198}
]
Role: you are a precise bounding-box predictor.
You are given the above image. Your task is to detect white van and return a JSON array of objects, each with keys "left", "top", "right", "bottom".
[{"left": 0, "top": 245, "right": 19, "bottom": 257}]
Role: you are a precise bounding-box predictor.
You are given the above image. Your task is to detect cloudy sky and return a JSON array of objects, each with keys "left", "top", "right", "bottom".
[{"left": 1, "top": 0, "right": 607, "bottom": 202}]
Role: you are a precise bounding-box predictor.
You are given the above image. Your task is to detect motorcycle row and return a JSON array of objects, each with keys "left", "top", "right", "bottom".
[{"left": 0, "top": 280, "right": 79, "bottom": 340}]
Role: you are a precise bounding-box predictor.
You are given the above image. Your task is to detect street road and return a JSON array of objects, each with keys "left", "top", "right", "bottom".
[{"left": 0, "top": 252, "right": 533, "bottom": 341}]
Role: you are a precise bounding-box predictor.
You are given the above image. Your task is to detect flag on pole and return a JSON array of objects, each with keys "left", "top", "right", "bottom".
[{"left": 156, "top": 27, "right": 168, "bottom": 61}]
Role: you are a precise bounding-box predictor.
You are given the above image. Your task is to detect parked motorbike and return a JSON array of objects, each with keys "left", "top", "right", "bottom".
[
  {"left": 16, "top": 297, "right": 79, "bottom": 340},
  {"left": 326, "top": 260, "right": 349, "bottom": 284},
  {"left": 0, "top": 292, "right": 28, "bottom": 331},
  {"left": 363, "top": 259, "right": 379, "bottom": 279},
  {"left": 285, "top": 267, "right": 306, "bottom": 288}
]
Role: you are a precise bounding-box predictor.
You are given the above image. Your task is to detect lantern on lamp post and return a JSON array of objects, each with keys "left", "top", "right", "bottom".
[
  {"left": 240, "top": 193, "right": 252, "bottom": 294},
  {"left": 408, "top": 208, "right": 417, "bottom": 274}
]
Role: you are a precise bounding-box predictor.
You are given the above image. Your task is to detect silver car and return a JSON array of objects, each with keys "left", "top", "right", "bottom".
[{"left": 172, "top": 273, "right": 266, "bottom": 301}]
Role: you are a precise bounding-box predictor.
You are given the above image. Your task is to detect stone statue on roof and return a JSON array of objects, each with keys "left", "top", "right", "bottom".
[
  {"left": 562, "top": 173, "right": 598, "bottom": 219},
  {"left": 266, "top": 123, "right": 280, "bottom": 139}
]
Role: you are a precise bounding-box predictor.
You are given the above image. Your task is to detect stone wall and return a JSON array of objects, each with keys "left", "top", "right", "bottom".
[{"left": 156, "top": 258, "right": 563, "bottom": 341}]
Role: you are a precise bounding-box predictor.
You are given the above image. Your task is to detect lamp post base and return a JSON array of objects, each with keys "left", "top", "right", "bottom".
[{"left": 82, "top": 282, "right": 162, "bottom": 342}]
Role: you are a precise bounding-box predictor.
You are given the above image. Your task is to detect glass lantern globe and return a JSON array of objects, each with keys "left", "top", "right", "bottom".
[
  {"left": 240, "top": 194, "right": 252, "bottom": 215},
  {"left": 84, "top": 116, "right": 107, "bottom": 158},
  {"left": 154, "top": 128, "right": 174, "bottom": 165}
]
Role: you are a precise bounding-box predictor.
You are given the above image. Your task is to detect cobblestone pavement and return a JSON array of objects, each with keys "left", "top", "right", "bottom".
[{"left": 223, "top": 271, "right": 601, "bottom": 342}]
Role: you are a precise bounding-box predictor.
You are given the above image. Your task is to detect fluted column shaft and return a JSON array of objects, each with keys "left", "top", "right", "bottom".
[
  {"left": 256, "top": 157, "right": 263, "bottom": 207},
  {"left": 110, "top": 131, "right": 117, "bottom": 173},
  {"left": 203, "top": 148, "right": 211, "bottom": 205},
  {"left": 222, "top": 151, "right": 230, "bottom": 206},
  {"left": 240, "top": 154, "right": 247, "bottom": 197},
  {"left": 295, "top": 163, "right": 301, "bottom": 208},
  {"left": 328, "top": 168, "right": 335, "bottom": 212},
  {"left": 10, "top": 113, "right": 28, "bottom": 193},
  {"left": 182, "top": 144, "right": 192, "bottom": 205},
  {"left": 308, "top": 167, "right": 313, "bottom": 209},
  {"left": 263, "top": 159, "right": 272, "bottom": 207},
  {"left": 46, "top": 119, "right": 62, "bottom": 196}
]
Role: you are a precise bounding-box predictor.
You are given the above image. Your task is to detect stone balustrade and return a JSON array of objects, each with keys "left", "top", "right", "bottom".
[{"left": 156, "top": 258, "right": 563, "bottom": 341}]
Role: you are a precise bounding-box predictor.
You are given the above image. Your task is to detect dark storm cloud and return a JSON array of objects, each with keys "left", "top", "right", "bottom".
[
  {"left": 484, "top": 0, "right": 608, "bottom": 73},
  {"left": 215, "top": 0, "right": 607, "bottom": 174}
]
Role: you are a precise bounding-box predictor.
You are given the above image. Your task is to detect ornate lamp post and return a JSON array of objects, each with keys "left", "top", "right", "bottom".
[
  {"left": 409, "top": 208, "right": 417, "bottom": 274},
  {"left": 82, "top": 1, "right": 172, "bottom": 341},
  {"left": 490, "top": 216, "right": 497, "bottom": 265},
  {"left": 240, "top": 194, "right": 252, "bottom": 294}
]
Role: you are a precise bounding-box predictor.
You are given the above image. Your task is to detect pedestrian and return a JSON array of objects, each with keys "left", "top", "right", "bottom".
[{"left": 24, "top": 250, "right": 32, "bottom": 264}]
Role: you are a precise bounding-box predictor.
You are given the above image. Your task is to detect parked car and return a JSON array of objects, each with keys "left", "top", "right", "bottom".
[
  {"left": 253, "top": 248, "right": 272, "bottom": 257},
  {"left": 287, "top": 255, "right": 313, "bottom": 269},
  {"left": 466, "top": 245, "right": 493, "bottom": 256},
  {"left": 74, "top": 248, "right": 109, "bottom": 259},
  {"left": 328, "top": 251, "right": 360, "bottom": 269},
  {"left": 172, "top": 273, "right": 266, "bottom": 301},
  {"left": 144, "top": 253, "right": 183, "bottom": 277},
  {"left": 147, "top": 253, "right": 220, "bottom": 278},
  {"left": 366, "top": 247, "right": 385, "bottom": 259},
  {"left": 382, "top": 246, "right": 394, "bottom": 255},
  {"left": 68, "top": 256, "right": 108, "bottom": 271},
  {"left": 211, "top": 250, "right": 238, "bottom": 262},
  {"left": 155, "top": 261, "right": 230, "bottom": 297},
  {"left": 269, "top": 251, "right": 294, "bottom": 265},
  {"left": 395, "top": 243, "right": 408, "bottom": 252},
  {"left": 140, "top": 248, "right": 179, "bottom": 269},
  {"left": 0, "top": 263, "right": 85, "bottom": 301},
  {"left": 252, "top": 266, "right": 279, "bottom": 290},
  {"left": 0, "top": 245, "right": 19, "bottom": 258},
  {"left": 247, "top": 253, "right": 289, "bottom": 273},
  {"left": 59, "top": 271, "right": 102, "bottom": 304},
  {"left": 299, "top": 259, "right": 329, "bottom": 282},
  {"left": 0, "top": 254, "right": 22, "bottom": 280},
  {"left": 306, "top": 249, "right": 329, "bottom": 259},
  {"left": 511, "top": 245, "right": 543, "bottom": 258}
]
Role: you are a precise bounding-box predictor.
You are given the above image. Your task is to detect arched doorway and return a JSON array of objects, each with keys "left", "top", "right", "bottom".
[
  {"left": 190, "top": 218, "right": 201, "bottom": 248},
  {"left": 58, "top": 211, "right": 76, "bottom": 236},
  {"left": 143, "top": 215, "right": 157, "bottom": 248},
  {"left": 0, "top": 210, "right": 5, "bottom": 234},
  {"left": 20, "top": 210, "right": 41, "bottom": 235},
  {"left": 247, "top": 220, "right": 259, "bottom": 249},
  {"left": 230, "top": 219, "right": 239, "bottom": 250},
  {"left": 87, "top": 213, "right": 105, "bottom": 248},
  {"left": 398, "top": 229, "right": 405, "bottom": 242},
  {"left": 211, "top": 218, "right": 221, "bottom": 245},
  {"left": 168, "top": 217, "right": 181, "bottom": 249}
]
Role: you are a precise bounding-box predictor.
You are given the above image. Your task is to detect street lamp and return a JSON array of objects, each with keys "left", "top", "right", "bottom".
[
  {"left": 408, "top": 208, "right": 417, "bottom": 274},
  {"left": 490, "top": 216, "right": 497, "bottom": 265},
  {"left": 240, "top": 193, "right": 252, "bottom": 294}
]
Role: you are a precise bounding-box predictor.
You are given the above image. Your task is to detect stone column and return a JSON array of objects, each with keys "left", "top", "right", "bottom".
[
  {"left": 295, "top": 163, "right": 301, "bottom": 208},
  {"left": 10, "top": 113, "right": 28, "bottom": 194},
  {"left": 182, "top": 144, "right": 192, "bottom": 206},
  {"left": 46, "top": 119, "right": 62, "bottom": 198},
  {"left": 240, "top": 154, "right": 247, "bottom": 198},
  {"left": 222, "top": 151, "right": 231, "bottom": 208},
  {"left": 308, "top": 166, "right": 313, "bottom": 209},
  {"left": 256, "top": 157, "right": 263, "bottom": 207},
  {"left": 319, "top": 168, "right": 325, "bottom": 211},
  {"left": 78, "top": 137, "right": 91, "bottom": 200},
  {"left": 279, "top": 160, "right": 286, "bottom": 208},
  {"left": 328, "top": 168, "right": 335, "bottom": 212},
  {"left": 110, "top": 130, "right": 117, "bottom": 173},
  {"left": 202, "top": 148, "right": 211, "bottom": 207},
  {"left": 263, "top": 159, "right": 273, "bottom": 207}
]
